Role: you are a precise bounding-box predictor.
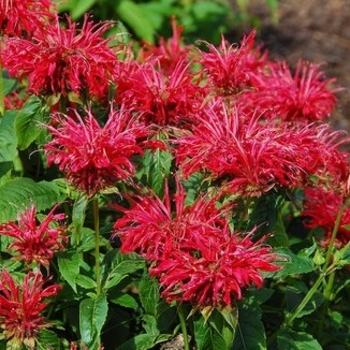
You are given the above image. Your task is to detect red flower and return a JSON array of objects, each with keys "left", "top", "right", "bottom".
[
  {"left": 0, "top": 204, "right": 67, "bottom": 268},
  {"left": 45, "top": 107, "right": 164, "bottom": 196},
  {"left": 113, "top": 179, "right": 280, "bottom": 308},
  {"left": 139, "top": 17, "right": 191, "bottom": 74},
  {"left": 198, "top": 30, "right": 268, "bottom": 96},
  {"left": 113, "top": 179, "right": 229, "bottom": 260},
  {"left": 302, "top": 187, "right": 350, "bottom": 248},
  {"left": 114, "top": 59, "right": 205, "bottom": 128},
  {"left": 151, "top": 229, "right": 279, "bottom": 308},
  {"left": 0, "top": 0, "right": 55, "bottom": 37},
  {"left": 175, "top": 100, "right": 349, "bottom": 195},
  {"left": 1, "top": 14, "right": 118, "bottom": 100},
  {"left": 242, "top": 60, "right": 339, "bottom": 122},
  {"left": 0, "top": 270, "right": 61, "bottom": 349}
]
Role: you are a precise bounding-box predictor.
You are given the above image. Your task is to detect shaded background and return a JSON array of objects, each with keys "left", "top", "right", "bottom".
[{"left": 234, "top": 0, "right": 350, "bottom": 132}]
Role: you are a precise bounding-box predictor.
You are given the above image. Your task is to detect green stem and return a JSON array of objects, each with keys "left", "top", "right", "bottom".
[
  {"left": 178, "top": 303, "right": 190, "bottom": 350},
  {"left": 93, "top": 197, "right": 101, "bottom": 295},
  {"left": 323, "top": 200, "right": 347, "bottom": 272},
  {"left": 0, "top": 63, "right": 4, "bottom": 117}
]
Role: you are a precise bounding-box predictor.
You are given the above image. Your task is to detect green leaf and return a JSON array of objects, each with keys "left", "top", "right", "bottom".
[
  {"left": 3, "top": 78, "right": 17, "bottom": 96},
  {"left": 194, "top": 307, "right": 237, "bottom": 350},
  {"left": 103, "top": 254, "right": 145, "bottom": 290},
  {"left": 285, "top": 281, "right": 324, "bottom": 318},
  {"left": 0, "top": 110, "right": 17, "bottom": 164},
  {"left": 58, "top": 251, "right": 80, "bottom": 292},
  {"left": 139, "top": 274, "right": 159, "bottom": 317},
  {"left": 268, "top": 248, "right": 316, "bottom": 278},
  {"left": 79, "top": 293, "right": 108, "bottom": 349},
  {"left": 38, "top": 329, "right": 61, "bottom": 349},
  {"left": 194, "top": 314, "right": 228, "bottom": 350},
  {"left": 70, "top": 0, "right": 96, "bottom": 19},
  {"left": 116, "top": 0, "right": 155, "bottom": 43},
  {"left": 0, "top": 178, "right": 62, "bottom": 223},
  {"left": 15, "top": 96, "right": 43, "bottom": 150},
  {"left": 75, "top": 275, "right": 97, "bottom": 290},
  {"left": 232, "top": 298, "right": 266, "bottom": 350},
  {"left": 71, "top": 193, "right": 88, "bottom": 246},
  {"left": 110, "top": 293, "right": 139, "bottom": 309},
  {"left": 117, "top": 333, "right": 159, "bottom": 350},
  {"left": 248, "top": 192, "right": 289, "bottom": 246},
  {"left": 277, "top": 330, "right": 322, "bottom": 350},
  {"left": 141, "top": 149, "right": 172, "bottom": 197}
]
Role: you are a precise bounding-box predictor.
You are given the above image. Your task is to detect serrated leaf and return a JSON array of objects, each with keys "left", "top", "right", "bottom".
[
  {"left": 15, "top": 96, "right": 43, "bottom": 150},
  {"left": 268, "top": 247, "right": 316, "bottom": 278},
  {"left": 58, "top": 251, "right": 80, "bottom": 292},
  {"left": 38, "top": 329, "right": 61, "bottom": 349},
  {"left": 71, "top": 193, "right": 88, "bottom": 246},
  {"left": 3, "top": 78, "right": 17, "bottom": 96},
  {"left": 75, "top": 275, "right": 97, "bottom": 290},
  {"left": 117, "top": 333, "right": 158, "bottom": 350},
  {"left": 103, "top": 258, "right": 145, "bottom": 290},
  {"left": 194, "top": 315, "right": 228, "bottom": 350},
  {"left": 110, "top": 293, "right": 139, "bottom": 309},
  {"left": 142, "top": 149, "right": 172, "bottom": 197},
  {"left": 232, "top": 298, "right": 266, "bottom": 350},
  {"left": 139, "top": 275, "right": 159, "bottom": 317},
  {"left": 277, "top": 330, "right": 322, "bottom": 350},
  {"left": 79, "top": 293, "right": 108, "bottom": 349},
  {"left": 0, "top": 178, "right": 62, "bottom": 223},
  {"left": 0, "top": 110, "right": 17, "bottom": 164},
  {"left": 116, "top": 0, "right": 155, "bottom": 43}
]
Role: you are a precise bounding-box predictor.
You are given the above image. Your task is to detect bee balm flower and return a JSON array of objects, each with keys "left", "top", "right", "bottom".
[{"left": 0, "top": 270, "right": 61, "bottom": 349}]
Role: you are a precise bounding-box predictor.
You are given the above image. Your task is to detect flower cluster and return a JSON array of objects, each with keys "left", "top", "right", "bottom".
[
  {"left": 45, "top": 107, "right": 164, "bottom": 196},
  {"left": 302, "top": 187, "right": 350, "bottom": 248},
  {"left": 0, "top": 204, "right": 67, "bottom": 268},
  {"left": 0, "top": 270, "right": 61, "bottom": 349},
  {"left": 174, "top": 101, "right": 349, "bottom": 196},
  {"left": 1, "top": 14, "right": 117, "bottom": 100},
  {"left": 0, "top": 0, "right": 55, "bottom": 37},
  {"left": 114, "top": 180, "right": 280, "bottom": 308}
]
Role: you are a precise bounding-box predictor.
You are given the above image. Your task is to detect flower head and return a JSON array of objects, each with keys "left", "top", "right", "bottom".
[
  {"left": 114, "top": 59, "right": 205, "bottom": 128},
  {"left": 0, "top": 204, "right": 67, "bottom": 268},
  {"left": 0, "top": 270, "right": 61, "bottom": 349},
  {"left": 302, "top": 187, "right": 350, "bottom": 248},
  {"left": 198, "top": 30, "right": 268, "bottom": 96},
  {"left": 175, "top": 100, "right": 349, "bottom": 196},
  {"left": 113, "top": 179, "right": 280, "bottom": 308},
  {"left": 0, "top": 0, "right": 55, "bottom": 37},
  {"left": 243, "top": 60, "right": 339, "bottom": 122},
  {"left": 45, "top": 107, "right": 164, "bottom": 196},
  {"left": 151, "top": 229, "right": 279, "bottom": 308},
  {"left": 139, "top": 17, "right": 191, "bottom": 74},
  {"left": 1, "top": 14, "right": 117, "bottom": 100},
  {"left": 113, "top": 178, "right": 229, "bottom": 260}
]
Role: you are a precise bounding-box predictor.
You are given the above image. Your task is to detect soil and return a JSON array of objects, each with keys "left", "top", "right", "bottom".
[{"left": 230, "top": 0, "right": 350, "bottom": 132}]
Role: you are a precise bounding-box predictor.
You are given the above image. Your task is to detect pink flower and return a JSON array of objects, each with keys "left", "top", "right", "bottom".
[
  {"left": 242, "top": 60, "right": 339, "bottom": 122},
  {"left": 1, "top": 14, "right": 118, "bottom": 100},
  {"left": 0, "top": 0, "right": 55, "bottom": 37},
  {"left": 45, "top": 107, "right": 164, "bottom": 196},
  {"left": 302, "top": 187, "right": 350, "bottom": 248},
  {"left": 0, "top": 270, "right": 61, "bottom": 349},
  {"left": 198, "top": 30, "right": 268, "bottom": 96},
  {"left": 151, "top": 230, "right": 279, "bottom": 308},
  {"left": 175, "top": 100, "right": 349, "bottom": 195},
  {"left": 0, "top": 204, "right": 67, "bottom": 268}
]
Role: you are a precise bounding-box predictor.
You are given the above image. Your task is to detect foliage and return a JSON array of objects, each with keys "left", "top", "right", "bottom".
[{"left": 1, "top": 1, "right": 350, "bottom": 349}]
